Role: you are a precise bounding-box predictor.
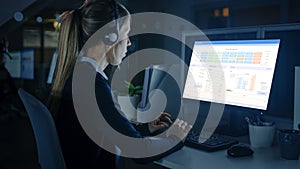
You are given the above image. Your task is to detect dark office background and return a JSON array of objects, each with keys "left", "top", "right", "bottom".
[
  {"left": 1, "top": 0, "right": 299, "bottom": 117},
  {"left": 0, "top": 0, "right": 300, "bottom": 168}
]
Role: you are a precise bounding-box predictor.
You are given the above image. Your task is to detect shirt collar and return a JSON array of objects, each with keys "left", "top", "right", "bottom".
[{"left": 79, "top": 56, "right": 108, "bottom": 80}]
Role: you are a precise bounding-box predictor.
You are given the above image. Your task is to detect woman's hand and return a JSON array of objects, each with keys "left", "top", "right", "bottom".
[
  {"left": 166, "top": 118, "right": 192, "bottom": 140},
  {"left": 148, "top": 112, "right": 173, "bottom": 134},
  {"left": 147, "top": 112, "right": 192, "bottom": 140}
]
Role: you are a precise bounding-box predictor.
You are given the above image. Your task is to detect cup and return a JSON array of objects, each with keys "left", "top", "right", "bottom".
[
  {"left": 278, "top": 129, "right": 300, "bottom": 160},
  {"left": 249, "top": 123, "right": 275, "bottom": 148}
]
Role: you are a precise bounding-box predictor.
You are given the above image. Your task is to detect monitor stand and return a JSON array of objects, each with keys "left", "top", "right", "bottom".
[{"left": 215, "top": 110, "right": 251, "bottom": 137}]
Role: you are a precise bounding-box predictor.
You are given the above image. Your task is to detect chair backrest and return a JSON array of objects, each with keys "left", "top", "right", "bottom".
[{"left": 18, "top": 88, "right": 66, "bottom": 169}]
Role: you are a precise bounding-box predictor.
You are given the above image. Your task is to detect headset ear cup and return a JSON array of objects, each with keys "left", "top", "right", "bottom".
[
  {"left": 103, "top": 0, "right": 120, "bottom": 46},
  {"left": 104, "top": 32, "right": 119, "bottom": 46}
]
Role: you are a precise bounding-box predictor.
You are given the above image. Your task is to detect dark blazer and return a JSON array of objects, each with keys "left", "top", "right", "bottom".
[{"left": 55, "top": 62, "right": 183, "bottom": 169}]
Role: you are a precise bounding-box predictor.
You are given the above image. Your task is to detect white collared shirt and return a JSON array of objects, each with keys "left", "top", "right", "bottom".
[{"left": 79, "top": 56, "right": 108, "bottom": 80}]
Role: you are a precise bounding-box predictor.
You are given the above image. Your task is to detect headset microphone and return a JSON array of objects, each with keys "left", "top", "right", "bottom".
[{"left": 103, "top": 0, "right": 120, "bottom": 46}]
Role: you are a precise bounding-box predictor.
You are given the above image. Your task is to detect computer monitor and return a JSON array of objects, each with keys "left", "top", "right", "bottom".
[
  {"left": 182, "top": 39, "right": 280, "bottom": 136},
  {"left": 47, "top": 50, "right": 58, "bottom": 84},
  {"left": 183, "top": 39, "right": 280, "bottom": 110},
  {"left": 137, "top": 64, "right": 182, "bottom": 123},
  {"left": 4, "top": 49, "right": 34, "bottom": 79}
]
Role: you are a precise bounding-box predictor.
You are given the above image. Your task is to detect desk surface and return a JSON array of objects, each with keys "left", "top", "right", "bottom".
[{"left": 155, "top": 146, "right": 300, "bottom": 169}]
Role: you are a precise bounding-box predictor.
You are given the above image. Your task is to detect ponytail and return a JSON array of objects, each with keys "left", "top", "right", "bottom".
[
  {"left": 48, "top": 0, "right": 130, "bottom": 117},
  {"left": 48, "top": 12, "right": 81, "bottom": 116}
]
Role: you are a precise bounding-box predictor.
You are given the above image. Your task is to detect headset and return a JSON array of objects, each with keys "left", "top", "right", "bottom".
[{"left": 103, "top": 0, "right": 120, "bottom": 46}]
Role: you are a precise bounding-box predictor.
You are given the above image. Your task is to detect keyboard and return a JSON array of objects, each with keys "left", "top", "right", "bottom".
[{"left": 184, "top": 131, "right": 239, "bottom": 152}]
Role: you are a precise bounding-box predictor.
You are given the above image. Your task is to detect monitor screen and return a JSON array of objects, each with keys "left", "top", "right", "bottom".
[
  {"left": 47, "top": 50, "right": 58, "bottom": 84},
  {"left": 4, "top": 49, "right": 34, "bottom": 79},
  {"left": 183, "top": 39, "right": 280, "bottom": 110}
]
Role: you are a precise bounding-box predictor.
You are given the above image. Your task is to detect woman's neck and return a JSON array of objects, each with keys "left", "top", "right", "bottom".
[{"left": 84, "top": 45, "right": 109, "bottom": 71}]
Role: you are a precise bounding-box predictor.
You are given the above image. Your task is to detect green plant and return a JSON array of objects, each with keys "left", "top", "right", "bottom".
[{"left": 125, "top": 81, "right": 143, "bottom": 96}]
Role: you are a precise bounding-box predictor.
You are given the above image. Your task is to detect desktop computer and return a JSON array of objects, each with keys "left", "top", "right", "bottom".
[
  {"left": 137, "top": 39, "right": 281, "bottom": 151},
  {"left": 182, "top": 39, "right": 280, "bottom": 151},
  {"left": 137, "top": 64, "right": 182, "bottom": 123}
]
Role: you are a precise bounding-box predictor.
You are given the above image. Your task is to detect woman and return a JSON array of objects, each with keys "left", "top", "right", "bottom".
[{"left": 48, "top": 0, "right": 191, "bottom": 168}]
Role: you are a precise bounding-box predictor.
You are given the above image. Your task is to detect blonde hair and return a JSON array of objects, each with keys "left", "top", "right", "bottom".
[
  {"left": 48, "top": 12, "right": 80, "bottom": 115},
  {"left": 48, "top": 0, "right": 130, "bottom": 116}
]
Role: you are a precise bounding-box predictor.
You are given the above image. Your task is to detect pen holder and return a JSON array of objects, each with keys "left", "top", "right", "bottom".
[{"left": 249, "top": 123, "right": 275, "bottom": 148}]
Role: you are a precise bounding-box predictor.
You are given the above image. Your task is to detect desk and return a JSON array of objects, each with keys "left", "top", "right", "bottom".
[{"left": 155, "top": 146, "right": 300, "bottom": 169}]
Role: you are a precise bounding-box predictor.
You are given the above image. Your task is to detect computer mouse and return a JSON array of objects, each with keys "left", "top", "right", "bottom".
[{"left": 227, "top": 144, "right": 253, "bottom": 157}]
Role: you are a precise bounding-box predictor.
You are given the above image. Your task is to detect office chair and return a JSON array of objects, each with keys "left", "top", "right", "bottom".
[{"left": 18, "top": 88, "right": 66, "bottom": 169}]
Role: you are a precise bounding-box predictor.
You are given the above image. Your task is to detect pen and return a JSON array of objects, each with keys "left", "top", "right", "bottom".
[
  {"left": 245, "top": 116, "right": 256, "bottom": 126},
  {"left": 256, "top": 115, "right": 262, "bottom": 126}
]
